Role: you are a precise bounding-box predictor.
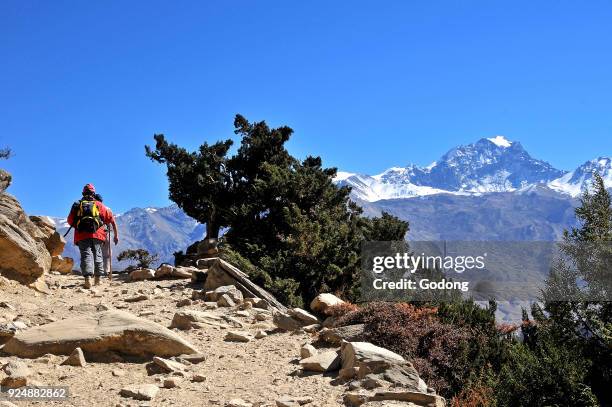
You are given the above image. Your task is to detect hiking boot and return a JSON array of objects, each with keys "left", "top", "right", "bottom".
[
  {"left": 83, "top": 277, "right": 92, "bottom": 289},
  {"left": 94, "top": 275, "right": 101, "bottom": 286}
]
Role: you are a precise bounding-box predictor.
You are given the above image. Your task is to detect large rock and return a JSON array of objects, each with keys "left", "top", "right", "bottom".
[
  {"left": 51, "top": 255, "right": 74, "bottom": 274},
  {"left": 156, "top": 264, "right": 196, "bottom": 279},
  {"left": 299, "top": 350, "right": 341, "bottom": 372},
  {"left": 288, "top": 308, "right": 320, "bottom": 325},
  {"left": 310, "top": 293, "right": 345, "bottom": 314},
  {"left": 341, "top": 342, "right": 406, "bottom": 373},
  {"left": 2, "top": 310, "right": 200, "bottom": 358},
  {"left": 29, "top": 215, "right": 65, "bottom": 256},
  {"left": 368, "top": 391, "right": 445, "bottom": 407},
  {"left": 0, "top": 193, "right": 51, "bottom": 284}
]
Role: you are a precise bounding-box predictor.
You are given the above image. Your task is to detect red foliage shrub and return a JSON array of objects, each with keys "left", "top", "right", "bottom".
[
  {"left": 333, "top": 302, "right": 475, "bottom": 395},
  {"left": 324, "top": 302, "right": 359, "bottom": 317},
  {"left": 450, "top": 383, "right": 494, "bottom": 407}
]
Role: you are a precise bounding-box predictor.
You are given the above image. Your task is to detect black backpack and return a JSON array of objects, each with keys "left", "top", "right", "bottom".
[{"left": 72, "top": 199, "right": 104, "bottom": 233}]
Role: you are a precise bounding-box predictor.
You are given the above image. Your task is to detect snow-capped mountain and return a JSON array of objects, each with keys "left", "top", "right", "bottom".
[
  {"left": 548, "top": 157, "right": 612, "bottom": 197},
  {"left": 337, "top": 136, "right": 611, "bottom": 201}
]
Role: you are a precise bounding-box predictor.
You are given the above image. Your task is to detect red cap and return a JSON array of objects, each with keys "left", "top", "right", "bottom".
[{"left": 83, "top": 183, "right": 96, "bottom": 194}]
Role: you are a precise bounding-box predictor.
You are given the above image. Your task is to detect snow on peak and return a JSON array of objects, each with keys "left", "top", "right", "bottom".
[
  {"left": 145, "top": 207, "right": 158, "bottom": 214},
  {"left": 487, "top": 136, "right": 512, "bottom": 148},
  {"left": 333, "top": 171, "right": 356, "bottom": 182}
]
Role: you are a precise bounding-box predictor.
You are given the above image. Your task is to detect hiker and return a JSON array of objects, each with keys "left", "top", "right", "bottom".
[
  {"left": 94, "top": 193, "right": 118, "bottom": 277},
  {"left": 67, "top": 184, "right": 119, "bottom": 288}
]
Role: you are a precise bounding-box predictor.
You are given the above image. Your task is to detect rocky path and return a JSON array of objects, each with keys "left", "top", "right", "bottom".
[{"left": 0, "top": 274, "right": 345, "bottom": 407}]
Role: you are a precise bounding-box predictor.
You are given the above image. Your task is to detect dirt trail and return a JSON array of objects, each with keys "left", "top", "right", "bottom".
[{"left": 0, "top": 274, "right": 345, "bottom": 407}]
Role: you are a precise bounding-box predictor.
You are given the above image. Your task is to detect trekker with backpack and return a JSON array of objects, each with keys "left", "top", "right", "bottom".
[{"left": 67, "top": 184, "right": 119, "bottom": 288}]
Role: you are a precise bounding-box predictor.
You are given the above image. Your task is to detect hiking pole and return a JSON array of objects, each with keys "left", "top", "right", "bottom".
[{"left": 107, "top": 225, "right": 113, "bottom": 282}]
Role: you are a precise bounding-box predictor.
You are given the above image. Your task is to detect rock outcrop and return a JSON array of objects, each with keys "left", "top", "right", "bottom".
[
  {"left": 0, "top": 192, "right": 51, "bottom": 284},
  {"left": 2, "top": 310, "right": 200, "bottom": 358},
  {"left": 0, "top": 169, "right": 11, "bottom": 193}
]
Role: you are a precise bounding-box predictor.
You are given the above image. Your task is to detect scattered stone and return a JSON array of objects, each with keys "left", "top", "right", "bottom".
[
  {"left": 235, "top": 310, "right": 250, "bottom": 317},
  {"left": 204, "top": 285, "right": 244, "bottom": 303},
  {"left": 273, "top": 313, "right": 303, "bottom": 331},
  {"left": 302, "top": 324, "right": 321, "bottom": 333},
  {"left": 163, "top": 377, "right": 181, "bottom": 388},
  {"left": 120, "top": 384, "right": 160, "bottom": 401},
  {"left": 176, "top": 298, "right": 192, "bottom": 307},
  {"left": 124, "top": 294, "right": 149, "bottom": 303},
  {"left": 288, "top": 308, "right": 320, "bottom": 325},
  {"left": 217, "top": 294, "right": 236, "bottom": 307},
  {"left": 61, "top": 347, "right": 87, "bottom": 367},
  {"left": 276, "top": 396, "right": 314, "bottom": 406},
  {"left": 319, "top": 324, "right": 365, "bottom": 345},
  {"left": 192, "top": 374, "right": 206, "bottom": 382},
  {"left": 0, "top": 401, "right": 19, "bottom": 407},
  {"left": 226, "top": 399, "right": 252, "bottom": 407},
  {"left": 152, "top": 356, "right": 186, "bottom": 373},
  {"left": 3, "top": 310, "right": 200, "bottom": 358},
  {"left": 339, "top": 366, "right": 360, "bottom": 380},
  {"left": 299, "top": 350, "right": 340, "bottom": 372},
  {"left": 1, "top": 360, "right": 32, "bottom": 388},
  {"left": 224, "top": 331, "right": 253, "bottom": 343},
  {"left": 178, "top": 353, "right": 206, "bottom": 364},
  {"left": 170, "top": 310, "right": 227, "bottom": 330},
  {"left": 254, "top": 330, "right": 267, "bottom": 339},
  {"left": 255, "top": 313, "right": 269, "bottom": 321},
  {"left": 300, "top": 344, "right": 317, "bottom": 359},
  {"left": 112, "top": 369, "right": 125, "bottom": 377}
]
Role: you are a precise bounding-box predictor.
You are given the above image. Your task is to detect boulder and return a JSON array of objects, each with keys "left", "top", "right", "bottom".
[
  {"left": 51, "top": 255, "right": 74, "bottom": 274},
  {"left": 0, "top": 193, "right": 51, "bottom": 284},
  {"left": 61, "top": 347, "right": 87, "bottom": 367},
  {"left": 156, "top": 264, "right": 195, "bottom": 279},
  {"left": 29, "top": 215, "right": 65, "bottom": 256},
  {"left": 3, "top": 310, "right": 200, "bottom": 358},
  {"left": 310, "top": 293, "right": 345, "bottom": 314},
  {"left": 128, "top": 268, "right": 156, "bottom": 281},
  {"left": 120, "top": 384, "right": 160, "bottom": 401},
  {"left": 170, "top": 310, "right": 228, "bottom": 330},
  {"left": 299, "top": 350, "right": 341, "bottom": 372},
  {"left": 341, "top": 342, "right": 405, "bottom": 375}
]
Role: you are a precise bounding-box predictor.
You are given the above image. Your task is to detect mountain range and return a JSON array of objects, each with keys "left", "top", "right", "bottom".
[
  {"left": 51, "top": 135, "right": 611, "bottom": 266},
  {"left": 336, "top": 135, "right": 611, "bottom": 201}
]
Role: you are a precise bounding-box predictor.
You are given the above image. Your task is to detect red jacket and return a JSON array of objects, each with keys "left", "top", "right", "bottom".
[{"left": 67, "top": 200, "right": 114, "bottom": 244}]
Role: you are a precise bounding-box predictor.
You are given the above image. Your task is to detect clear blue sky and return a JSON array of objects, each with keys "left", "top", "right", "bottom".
[{"left": 1, "top": 1, "right": 611, "bottom": 216}]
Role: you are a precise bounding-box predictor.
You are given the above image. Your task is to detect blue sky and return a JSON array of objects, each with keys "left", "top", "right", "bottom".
[{"left": 1, "top": 1, "right": 611, "bottom": 216}]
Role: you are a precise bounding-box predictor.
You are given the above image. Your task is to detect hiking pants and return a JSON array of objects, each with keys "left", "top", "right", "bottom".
[{"left": 77, "top": 238, "right": 104, "bottom": 277}]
